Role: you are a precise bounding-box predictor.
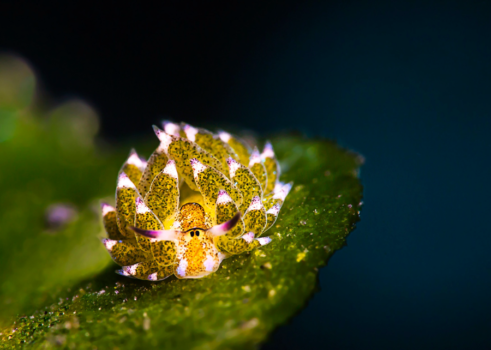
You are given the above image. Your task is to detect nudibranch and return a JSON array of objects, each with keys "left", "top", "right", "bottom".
[{"left": 101, "top": 122, "right": 291, "bottom": 280}]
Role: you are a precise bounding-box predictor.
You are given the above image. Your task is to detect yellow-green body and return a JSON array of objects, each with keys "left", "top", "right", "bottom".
[{"left": 101, "top": 123, "right": 291, "bottom": 280}]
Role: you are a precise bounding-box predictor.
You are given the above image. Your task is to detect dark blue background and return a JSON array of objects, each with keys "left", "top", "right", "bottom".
[{"left": 1, "top": 1, "right": 490, "bottom": 349}]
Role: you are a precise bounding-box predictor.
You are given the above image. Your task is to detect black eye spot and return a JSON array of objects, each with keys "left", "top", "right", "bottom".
[
  {"left": 190, "top": 231, "right": 194, "bottom": 237},
  {"left": 196, "top": 231, "right": 200, "bottom": 237}
]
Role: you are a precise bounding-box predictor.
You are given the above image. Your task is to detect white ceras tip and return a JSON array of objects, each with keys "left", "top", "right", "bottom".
[
  {"left": 183, "top": 124, "right": 199, "bottom": 142},
  {"left": 177, "top": 259, "right": 188, "bottom": 277},
  {"left": 162, "top": 121, "right": 181, "bottom": 137},
  {"left": 257, "top": 237, "right": 272, "bottom": 246},
  {"left": 284, "top": 182, "right": 292, "bottom": 194},
  {"left": 273, "top": 181, "right": 284, "bottom": 194},
  {"left": 242, "top": 232, "right": 255, "bottom": 244},
  {"left": 266, "top": 204, "right": 281, "bottom": 216},
  {"left": 218, "top": 131, "right": 231, "bottom": 143},
  {"left": 127, "top": 149, "right": 146, "bottom": 170},
  {"left": 101, "top": 203, "right": 115, "bottom": 216},
  {"left": 249, "top": 147, "right": 262, "bottom": 167},
  {"left": 203, "top": 255, "right": 216, "bottom": 272},
  {"left": 172, "top": 220, "right": 181, "bottom": 231},
  {"left": 153, "top": 125, "right": 173, "bottom": 153},
  {"left": 148, "top": 272, "right": 158, "bottom": 281},
  {"left": 273, "top": 182, "right": 292, "bottom": 201},
  {"left": 117, "top": 172, "right": 136, "bottom": 189},
  {"left": 227, "top": 157, "right": 241, "bottom": 178},
  {"left": 247, "top": 196, "right": 264, "bottom": 211},
  {"left": 261, "top": 141, "right": 275, "bottom": 160},
  {"left": 117, "top": 269, "right": 130, "bottom": 276},
  {"left": 216, "top": 190, "right": 233, "bottom": 205},
  {"left": 102, "top": 238, "right": 118, "bottom": 251},
  {"left": 124, "top": 263, "right": 140, "bottom": 276},
  {"left": 152, "top": 124, "right": 164, "bottom": 138},
  {"left": 190, "top": 158, "right": 207, "bottom": 177},
  {"left": 135, "top": 197, "right": 151, "bottom": 214},
  {"left": 163, "top": 159, "right": 178, "bottom": 179}
]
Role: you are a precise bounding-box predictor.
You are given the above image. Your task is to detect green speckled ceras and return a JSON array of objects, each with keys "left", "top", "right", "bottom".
[{"left": 101, "top": 122, "right": 291, "bottom": 280}]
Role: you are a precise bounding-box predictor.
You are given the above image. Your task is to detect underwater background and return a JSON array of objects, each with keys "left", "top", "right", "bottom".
[{"left": 1, "top": 0, "right": 490, "bottom": 349}]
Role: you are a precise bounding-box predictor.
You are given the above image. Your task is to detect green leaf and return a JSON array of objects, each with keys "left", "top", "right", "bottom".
[{"left": 0, "top": 57, "right": 363, "bottom": 349}]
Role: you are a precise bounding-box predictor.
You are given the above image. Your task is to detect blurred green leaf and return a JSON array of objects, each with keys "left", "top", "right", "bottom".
[
  {"left": 0, "top": 55, "right": 35, "bottom": 110},
  {"left": 0, "top": 56, "right": 123, "bottom": 324},
  {"left": 0, "top": 55, "right": 35, "bottom": 143}
]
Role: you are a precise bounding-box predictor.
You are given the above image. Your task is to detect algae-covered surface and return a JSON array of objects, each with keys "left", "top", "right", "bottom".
[{"left": 0, "top": 56, "right": 364, "bottom": 349}]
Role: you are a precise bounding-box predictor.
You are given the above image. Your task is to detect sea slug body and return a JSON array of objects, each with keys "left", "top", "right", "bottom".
[{"left": 101, "top": 122, "right": 291, "bottom": 280}]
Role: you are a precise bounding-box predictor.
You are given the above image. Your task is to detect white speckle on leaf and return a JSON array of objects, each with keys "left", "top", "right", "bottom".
[{"left": 143, "top": 315, "right": 151, "bottom": 331}]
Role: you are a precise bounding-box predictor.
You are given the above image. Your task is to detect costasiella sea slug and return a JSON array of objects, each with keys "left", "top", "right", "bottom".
[{"left": 101, "top": 122, "right": 291, "bottom": 280}]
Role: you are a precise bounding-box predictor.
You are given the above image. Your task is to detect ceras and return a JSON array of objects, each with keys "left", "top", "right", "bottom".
[{"left": 101, "top": 122, "right": 291, "bottom": 280}]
